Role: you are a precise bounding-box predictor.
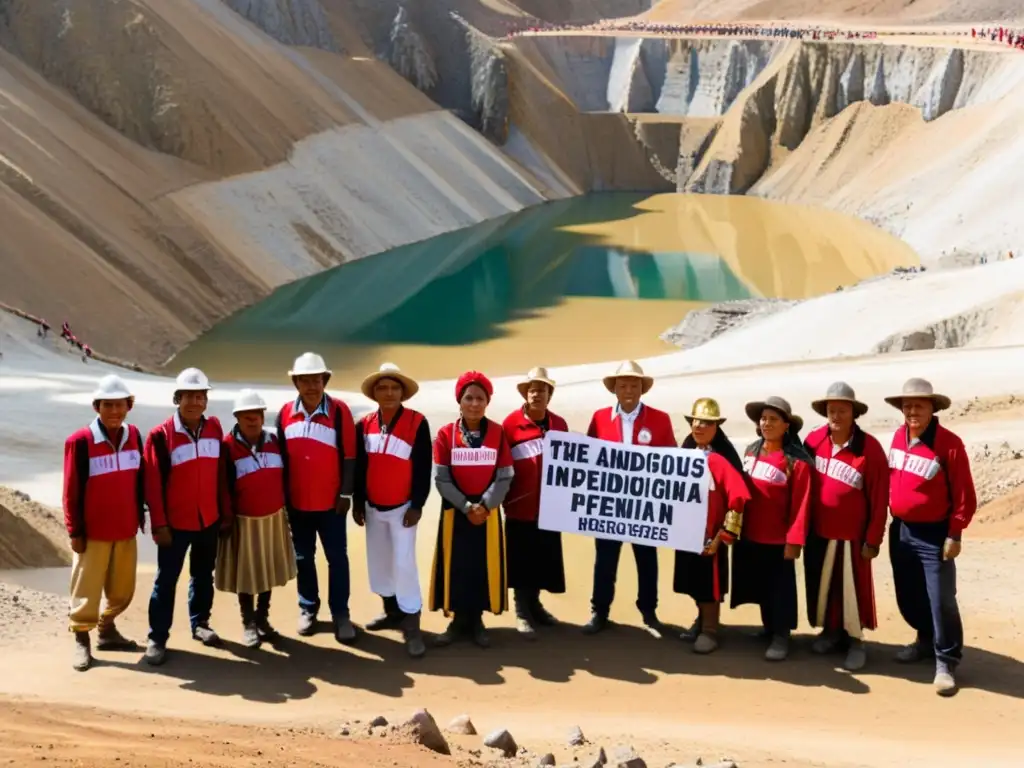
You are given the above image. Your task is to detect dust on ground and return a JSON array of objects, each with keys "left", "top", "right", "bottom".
[{"left": 0, "top": 486, "right": 70, "bottom": 569}]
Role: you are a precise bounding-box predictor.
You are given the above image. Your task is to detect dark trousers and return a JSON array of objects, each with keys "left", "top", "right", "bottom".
[
  {"left": 148, "top": 523, "right": 220, "bottom": 645},
  {"left": 591, "top": 539, "right": 658, "bottom": 618},
  {"left": 289, "top": 509, "right": 350, "bottom": 619},
  {"left": 238, "top": 591, "right": 271, "bottom": 622},
  {"left": 890, "top": 518, "right": 964, "bottom": 667}
]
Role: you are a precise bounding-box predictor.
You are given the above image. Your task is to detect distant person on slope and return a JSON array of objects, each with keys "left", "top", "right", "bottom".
[
  {"left": 215, "top": 389, "right": 296, "bottom": 649},
  {"left": 733, "top": 397, "right": 813, "bottom": 662},
  {"left": 674, "top": 398, "right": 749, "bottom": 655},
  {"left": 353, "top": 363, "right": 431, "bottom": 659},
  {"left": 62, "top": 374, "right": 145, "bottom": 671},
  {"left": 429, "top": 370, "right": 513, "bottom": 648},
  {"left": 502, "top": 367, "right": 569, "bottom": 639},
  {"left": 143, "top": 368, "right": 229, "bottom": 666},
  {"left": 886, "top": 378, "right": 976, "bottom": 696},
  {"left": 802, "top": 383, "right": 889, "bottom": 672},
  {"left": 276, "top": 352, "right": 359, "bottom": 644},
  {"left": 583, "top": 360, "right": 674, "bottom": 638}
]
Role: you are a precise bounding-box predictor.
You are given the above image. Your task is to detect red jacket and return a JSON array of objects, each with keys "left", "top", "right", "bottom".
[
  {"left": 221, "top": 427, "right": 285, "bottom": 518},
  {"left": 888, "top": 418, "right": 976, "bottom": 538},
  {"left": 804, "top": 424, "right": 888, "bottom": 547},
  {"left": 741, "top": 444, "right": 812, "bottom": 546},
  {"left": 434, "top": 419, "right": 513, "bottom": 499},
  {"left": 586, "top": 403, "right": 675, "bottom": 448},
  {"left": 502, "top": 407, "right": 569, "bottom": 522},
  {"left": 277, "top": 395, "right": 355, "bottom": 513},
  {"left": 63, "top": 419, "right": 145, "bottom": 541},
  {"left": 704, "top": 452, "right": 750, "bottom": 541},
  {"left": 144, "top": 413, "right": 225, "bottom": 531}
]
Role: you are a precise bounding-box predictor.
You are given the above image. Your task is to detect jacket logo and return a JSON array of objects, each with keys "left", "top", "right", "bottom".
[{"left": 636, "top": 428, "right": 652, "bottom": 445}]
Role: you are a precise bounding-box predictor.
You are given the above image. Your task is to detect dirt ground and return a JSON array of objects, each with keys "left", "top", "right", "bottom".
[{"left": 0, "top": 486, "right": 70, "bottom": 569}]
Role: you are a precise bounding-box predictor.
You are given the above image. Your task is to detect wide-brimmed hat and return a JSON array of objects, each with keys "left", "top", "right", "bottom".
[
  {"left": 517, "top": 366, "right": 556, "bottom": 399},
  {"left": 603, "top": 360, "right": 653, "bottom": 395},
  {"left": 361, "top": 362, "right": 419, "bottom": 402},
  {"left": 685, "top": 397, "right": 726, "bottom": 424},
  {"left": 884, "top": 377, "right": 951, "bottom": 412},
  {"left": 811, "top": 381, "right": 869, "bottom": 418},
  {"left": 746, "top": 395, "right": 803, "bottom": 433}
]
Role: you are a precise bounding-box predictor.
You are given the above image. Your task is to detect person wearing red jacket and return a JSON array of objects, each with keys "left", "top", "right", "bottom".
[
  {"left": 63, "top": 374, "right": 145, "bottom": 671},
  {"left": 144, "top": 368, "right": 229, "bottom": 666},
  {"left": 215, "top": 389, "right": 296, "bottom": 649},
  {"left": 803, "top": 382, "right": 888, "bottom": 672},
  {"left": 583, "top": 360, "right": 675, "bottom": 637},
  {"left": 674, "top": 398, "right": 749, "bottom": 654},
  {"left": 276, "top": 352, "right": 358, "bottom": 644},
  {"left": 502, "top": 367, "right": 569, "bottom": 639},
  {"left": 885, "top": 378, "right": 976, "bottom": 696},
  {"left": 733, "top": 396, "right": 813, "bottom": 662}
]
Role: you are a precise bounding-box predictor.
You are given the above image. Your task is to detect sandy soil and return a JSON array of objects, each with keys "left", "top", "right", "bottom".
[{"left": 0, "top": 487, "right": 70, "bottom": 569}]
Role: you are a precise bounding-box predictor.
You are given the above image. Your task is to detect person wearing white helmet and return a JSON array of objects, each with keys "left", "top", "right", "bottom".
[
  {"left": 62, "top": 374, "right": 145, "bottom": 671},
  {"left": 275, "top": 352, "right": 359, "bottom": 644},
  {"left": 215, "top": 389, "right": 296, "bottom": 648},
  {"left": 142, "top": 367, "right": 229, "bottom": 666},
  {"left": 353, "top": 363, "right": 432, "bottom": 658}
]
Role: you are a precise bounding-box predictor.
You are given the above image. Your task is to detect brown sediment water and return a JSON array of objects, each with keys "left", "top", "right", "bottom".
[{"left": 171, "top": 192, "right": 918, "bottom": 387}]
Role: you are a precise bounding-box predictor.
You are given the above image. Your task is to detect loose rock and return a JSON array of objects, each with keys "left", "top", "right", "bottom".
[
  {"left": 402, "top": 709, "right": 451, "bottom": 755},
  {"left": 611, "top": 745, "right": 646, "bottom": 768},
  {"left": 567, "top": 726, "right": 586, "bottom": 747},
  {"left": 446, "top": 714, "right": 478, "bottom": 736},
  {"left": 536, "top": 753, "right": 556, "bottom": 767},
  {"left": 483, "top": 728, "right": 518, "bottom": 758},
  {"left": 369, "top": 716, "right": 388, "bottom": 728},
  {"left": 579, "top": 748, "right": 607, "bottom": 768},
  {"left": 338, "top": 727, "right": 350, "bottom": 737}
]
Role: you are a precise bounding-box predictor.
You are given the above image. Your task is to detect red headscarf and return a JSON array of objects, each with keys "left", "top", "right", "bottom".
[{"left": 455, "top": 370, "right": 493, "bottom": 403}]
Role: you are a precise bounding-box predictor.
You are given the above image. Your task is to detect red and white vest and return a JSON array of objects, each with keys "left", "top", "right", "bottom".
[
  {"left": 434, "top": 419, "right": 513, "bottom": 500},
  {"left": 278, "top": 396, "right": 355, "bottom": 512},
  {"left": 362, "top": 407, "right": 425, "bottom": 508},
  {"left": 587, "top": 403, "right": 676, "bottom": 448},
  {"left": 223, "top": 428, "right": 285, "bottom": 518},
  {"left": 144, "top": 413, "right": 224, "bottom": 531},
  {"left": 502, "top": 407, "right": 568, "bottom": 522}
]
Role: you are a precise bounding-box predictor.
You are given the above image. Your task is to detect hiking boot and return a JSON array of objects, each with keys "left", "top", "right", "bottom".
[
  {"left": 641, "top": 611, "right": 663, "bottom": 639},
  {"left": 693, "top": 632, "right": 719, "bottom": 654},
  {"left": 471, "top": 620, "right": 490, "bottom": 649},
  {"left": 297, "top": 611, "right": 317, "bottom": 637},
  {"left": 241, "top": 623, "right": 261, "bottom": 649},
  {"left": 433, "top": 619, "right": 462, "bottom": 647},
  {"left": 531, "top": 598, "right": 558, "bottom": 627},
  {"left": 513, "top": 590, "right": 538, "bottom": 640},
  {"left": 811, "top": 631, "right": 840, "bottom": 655},
  {"left": 365, "top": 596, "right": 403, "bottom": 632},
  {"left": 933, "top": 662, "right": 958, "bottom": 697},
  {"left": 843, "top": 640, "right": 867, "bottom": 671},
  {"left": 192, "top": 624, "right": 222, "bottom": 647},
  {"left": 679, "top": 618, "right": 702, "bottom": 643},
  {"left": 895, "top": 639, "right": 934, "bottom": 664},
  {"left": 765, "top": 634, "right": 790, "bottom": 661},
  {"left": 255, "top": 616, "right": 280, "bottom": 641},
  {"left": 144, "top": 640, "right": 167, "bottom": 666},
  {"left": 582, "top": 613, "right": 609, "bottom": 635},
  {"left": 96, "top": 625, "right": 139, "bottom": 652},
  {"left": 333, "top": 615, "right": 358, "bottom": 645},
  {"left": 401, "top": 613, "right": 427, "bottom": 659},
  {"left": 72, "top": 631, "right": 92, "bottom": 672}
]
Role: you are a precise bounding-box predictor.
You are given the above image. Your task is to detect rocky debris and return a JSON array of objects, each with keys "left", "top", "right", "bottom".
[
  {"left": 483, "top": 728, "right": 518, "bottom": 758},
  {"left": 576, "top": 746, "right": 608, "bottom": 768},
  {"left": 458, "top": 15, "right": 509, "bottom": 144},
  {"left": 402, "top": 709, "right": 450, "bottom": 755},
  {"left": 661, "top": 298, "right": 798, "bottom": 349},
  {"left": 611, "top": 745, "right": 646, "bottom": 768},
  {"left": 446, "top": 715, "right": 477, "bottom": 736},
  {"left": 536, "top": 753, "right": 556, "bottom": 767},
  {"left": 221, "top": 0, "right": 340, "bottom": 52},
  {"left": 369, "top": 715, "right": 388, "bottom": 728},
  {"left": 667, "top": 762, "right": 738, "bottom": 768},
  {"left": 388, "top": 5, "right": 439, "bottom": 93},
  {"left": 873, "top": 301, "right": 997, "bottom": 353},
  {"left": 0, "top": 486, "right": 71, "bottom": 569},
  {"left": 337, "top": 727, "right": 350, "bottom": 736},
  {"left": 0, "top": 582, "right": 65, "bottom": 643},
  {"left": 566, "top": 726, "right": 586, "bottom": 746}
]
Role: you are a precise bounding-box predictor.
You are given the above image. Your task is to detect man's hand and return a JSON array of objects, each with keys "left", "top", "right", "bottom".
[
  {"left": 336, "top": 496, "right": 351, "bottom": 516},
  {"left": 468, "top": 504, "right": 489, "bottom": 526},
  {"left": 352, "top": 504, "right": 366, "bottom": 527},
  {"left": 219, "top": 517, "right": 234, "bottom": 538},
  {"left": 783, "top": 543, "right": 802, "bottom": 561},
  {"left": 703, "top": 532, "right": 722, "bottom": 556},
  {"left": 943, "top": 537, "right": 962, "bottom": 561},
  {"left": 152, "top": 526, "right": 173, "bottom": 548},
  {"left": 70, "top": 536, "right": 86, "bottom": 555},
  {"left": 861, "top": 543, "right": 880, "bottom": 560},
  {"left": 403, "top": 507, "right": 422, "bottom": 528}
]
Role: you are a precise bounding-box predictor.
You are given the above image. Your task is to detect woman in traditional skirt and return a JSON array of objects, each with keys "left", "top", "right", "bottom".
[
  {"left": 502, "top": 367, "right": 568, "bottom": 639},
  {"left": 430, "top": 370, "right": 514, "bottom": 648},
  {"left": 673, "top": 398, "right": 749, "bottom": 654},
  {"left": 732, "top": 396, "right": 813, "bottom": 662},
  {"left": 216, "top": 389, "right": 297, "bottom": 648}
]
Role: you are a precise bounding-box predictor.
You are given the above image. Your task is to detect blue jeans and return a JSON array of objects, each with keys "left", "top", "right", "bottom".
[
  {"left": 289, "top": 509, "right": 350, "bottom": 619},
  {"left": 148, "top": 523, "right": 219, "bottom": 645}
]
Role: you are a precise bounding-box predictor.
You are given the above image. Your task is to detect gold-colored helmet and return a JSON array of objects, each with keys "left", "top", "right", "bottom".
[{"left": 685, "top": 397, "right": 726, "bottom": 424}]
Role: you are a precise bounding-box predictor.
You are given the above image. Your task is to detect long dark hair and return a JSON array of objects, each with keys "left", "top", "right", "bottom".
[{"left": 682, "top": 425, "right": 743, "bottom": 473}]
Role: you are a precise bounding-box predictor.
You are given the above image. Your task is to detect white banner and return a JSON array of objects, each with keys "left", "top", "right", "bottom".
[{"left": 537, "top": 430, "right": 710, "bottom": 554}]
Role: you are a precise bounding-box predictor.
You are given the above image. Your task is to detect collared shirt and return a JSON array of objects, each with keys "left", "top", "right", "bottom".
[
  {"left": 830, "top": 438, "right": 851, "bottom": 456},
  {"left": 615, "top": 402, "right": 641, "bottom": 446},
  {"left": 295, "top": 396, "right": 329, "bottom": 420}
]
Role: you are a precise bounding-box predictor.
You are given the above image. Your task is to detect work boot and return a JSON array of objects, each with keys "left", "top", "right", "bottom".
[
  {"left": 72, "top": 631, "right": 92, "bottom": 672},
  {"left": 365, "top": 596, "right": 403, "bottom": 632},
  {"left": 693, "top": 632, "right": 719, "bottom": 654},
  {"left": 192, "top": 624, "right": 222, "bottom": 647},
  {"left": 470, "top": 616, "right": 490, "bottom": 649},
  {"left": 239, "top": 597, "right": 260, "bottom": 648},
  {"left": 297, "top": 610, "right": 317, "bottom": 637},
  {"left": 765, "top": 634, "right": 790, "bottom": 661},
  {"left": 254, "top": 593, "right": 279, "bottom": 640},
  {"left": 679, "top": 617, "right": 702, "bottom": 643},
  {"left": 531, "top": 595, "right": 559, "bottom": 627},
  {"left": 144, "top": 640, "right": 167, "bottom": 666},
  {"left": 513, "top": 590, "right": 537, "bottom": 640},
  {"left": 582, "top": 613, "right": 609, "bottom": 635},
  {"left": 641, "top": 610, "right": 663, "bottom": 639},
  {"left": 895, "top": 636, "right": 934, "bottom": 664},
  {"left": 843, "top": 640, "right": 867, "bottom": 671},
  {"left": 433, "top": 618, "right": 462, "bottom": 647},
  {"left": 401, "top": 612, "right": 427, "bottom": 659},
  {"left": 333, "top": 615, "right": 358, "bottom": 645},
  {"left": 811, "top": 630, "right": 841, "bottom": 655},
  {"left": 96, "top": 624, "right": 139, "bottom": 652},
  {"left": 933, "top": 661, "right": 958, "bottom": 697}
]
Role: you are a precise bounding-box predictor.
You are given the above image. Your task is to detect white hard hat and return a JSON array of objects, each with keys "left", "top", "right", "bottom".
[
  {"left": 175, "top": 367, "right": 212, "bottom": 392},
  {"left": 232, "top": 388, "right": 267, "bottom": 415},
  {"left": 288, "top": 352, "right": 331, "bottom": 378},
  {"left": 92, "top": 374, "right": 133, "bottom": 401}
]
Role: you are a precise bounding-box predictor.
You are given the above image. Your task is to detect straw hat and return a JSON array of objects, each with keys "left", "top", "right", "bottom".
[
  {"left": 684, "top": 397, "right": 726, "bottom": 424},
  {"left": 361, "top": 363, "right": 419, "bottom": 402},
  {"left": 602, "top": 360, "right": 654, "bottom": 395},
  {"left": 883, "top": 377, "right": 951, "bottom": 412},
  {"left": 517, "top": 366, "right": 556, "bottom": 399},
  {"left": 811, "top": 381, "right": 868, "bottom": 418},
  {"left": 745, "top": 395, "right": 804, "bottom": 433}
]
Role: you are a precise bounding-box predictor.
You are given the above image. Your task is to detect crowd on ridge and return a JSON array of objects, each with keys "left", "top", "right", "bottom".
[
  {"left": 63, "top": 355, "right": 974, "bottom": 697},
  {"left": 503, "top": 19, "right": 884, "bottom": 41},
  {"left": 973, "top": 26, "right": 1024, "bottom": 49}
]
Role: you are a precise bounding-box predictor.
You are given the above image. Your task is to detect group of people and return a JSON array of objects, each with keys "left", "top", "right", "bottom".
[
  {"left": 972, "top": 26, "right": 1024, "bottom": 50},
  {"left": 505, "top": 19, "right": 880, "bottom": 42},
  {"left": 63, "top": 355, "right": 975, "bottom": 696}
]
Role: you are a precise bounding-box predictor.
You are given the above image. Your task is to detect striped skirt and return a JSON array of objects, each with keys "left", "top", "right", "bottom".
[{"left": 215, "top": 508, "right": 297, "bottom": 595}]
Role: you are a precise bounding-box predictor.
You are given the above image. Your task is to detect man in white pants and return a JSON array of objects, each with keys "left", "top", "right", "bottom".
[{"left": 353, "top": 363, "right": 432, "bottom": 658}]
